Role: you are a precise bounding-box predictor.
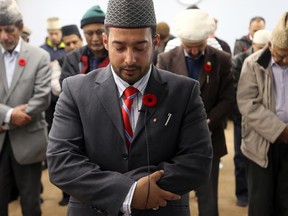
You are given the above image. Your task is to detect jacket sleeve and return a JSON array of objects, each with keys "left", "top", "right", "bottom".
[
  {"left": 25, "top": 50, "right": 51, "bottom": 116},
  {"left": 237, "top": 56, "right": 286, "bottom": 143},
  {"left": 50, "top": 60, "right": 62, "bottom": 96},
  {"left": 60, "top": 52, "right": 80, "bottom": 88},
  {"left": 233, "top": 39, "right": 243, "bottom": 55}
]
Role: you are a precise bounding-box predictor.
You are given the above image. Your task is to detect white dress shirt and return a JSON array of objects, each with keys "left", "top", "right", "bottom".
[
  {"left": 1, "top": 38, "right": 22, "bottom": 128},
  {"left": 111, "top": 65, "right": 152, "bottom": 215}
]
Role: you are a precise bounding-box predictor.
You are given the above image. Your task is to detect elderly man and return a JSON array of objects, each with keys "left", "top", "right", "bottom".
[
  {"left": 0, "top": 0, "right": 51, "bottom": 215},
  {"left": 47, "top": 0, "right": 213, "bottom": 215},
  {"left": 157, "top": 9, "right": 234, "bottom": 216},
  {"left": 59, "top": 5, "right": 109, "bottom": 86},
  {"left": 232, "top": 29, "right": 271, "bottom": 207},
  {"left": 237, "top": 12, "right": 288, "bottom": 216}
]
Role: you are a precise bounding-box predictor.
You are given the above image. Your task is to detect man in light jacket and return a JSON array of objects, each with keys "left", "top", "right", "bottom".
[{"left": 237, "top": 11, "right": 288, "bottom": 216}]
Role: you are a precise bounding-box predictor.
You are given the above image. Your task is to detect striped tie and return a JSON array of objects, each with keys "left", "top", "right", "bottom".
[{"left": 122, "top": 86, "right": 139, "bottom": 150}]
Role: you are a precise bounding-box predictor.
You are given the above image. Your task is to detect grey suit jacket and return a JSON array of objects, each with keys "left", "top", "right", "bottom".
[
  {"left": 47, "top": 65, "right": 212, "bottom": 216},
  {"left": 0, "top": 40, "right": 51, "bottom": 164}
]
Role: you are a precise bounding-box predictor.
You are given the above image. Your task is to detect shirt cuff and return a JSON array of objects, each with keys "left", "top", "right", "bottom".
[
  {"left": 121, "top": 182, "right": 137, "bottom": 216},
  {"left": 4, "top": 108, "right": 13, "bottom": 123}
]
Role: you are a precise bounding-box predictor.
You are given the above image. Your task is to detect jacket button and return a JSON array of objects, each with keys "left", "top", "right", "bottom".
[{"left": 122, "top": 153, "right": 128, "bottom": 160}]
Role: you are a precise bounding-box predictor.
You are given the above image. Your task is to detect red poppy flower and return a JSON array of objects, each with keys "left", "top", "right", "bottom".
[
  {"left": 204, "top": 61, "right": 212, "bottom": 73},
  {"left": 18, "top": 58, "right": 26, "bottom": 67},
  {"left": 143, "top": 94, "right": 157, "bottom": 107}
]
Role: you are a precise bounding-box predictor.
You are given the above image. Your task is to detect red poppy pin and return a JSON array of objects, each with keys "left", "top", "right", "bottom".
[
  {"left": 18, "top": 58, "right": 26, "bottom": 67},
  {"left": 204, "top": 61, "right": 212, "bottom": 73},
  {"left": 143, "top": 94, "right": 157, "bottom": 107},
  {"left": 204, "top": 61, "right": 212, "bottom": 83}
]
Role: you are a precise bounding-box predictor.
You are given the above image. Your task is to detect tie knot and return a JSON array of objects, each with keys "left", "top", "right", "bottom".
[{"left": 124, "top": 86, "right": 139, "bottom": 99}]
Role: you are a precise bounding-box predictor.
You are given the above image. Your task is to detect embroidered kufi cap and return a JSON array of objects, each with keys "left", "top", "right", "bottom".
[
  {"left": 253, "top": 29, "right": 271, "bottom": 45},
  {"left": 270, "top": 12, "right": 288, "bottom": 49},
  {"left": 0, "top": 0, "right": 22, "bottom": 26},
  {"left": 47, "top": 17, "right": 61, "bottom": 30},
  {"left": 174, "top": 9, "right": 216, "bottom": 43},
  {"left": 104, "top": 0, "right": 156, "bottom": 28}
]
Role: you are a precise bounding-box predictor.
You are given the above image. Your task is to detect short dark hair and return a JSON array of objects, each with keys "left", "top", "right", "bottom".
[
  {"left": 186, "top": 4, "right": 199, "bottom": 9},
  {"left": 10, "top": 20, "right": 23, "bottom": 32},
  {"left": 249, "top": 16, "right": 265, "bottom": 25},
  {"left": 104, "top": 26, "right": 157, "bottom": 40}
]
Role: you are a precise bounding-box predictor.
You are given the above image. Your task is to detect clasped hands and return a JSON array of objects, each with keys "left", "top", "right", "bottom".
[
  {"left": 10, "top": 104, "right": 32, "bottom": 127},
  {"left": 131, "top": 170, "right": 181, "bottom": 211},
  {"left": 0, "top": 104, "right": 31, "bottom": 133}
]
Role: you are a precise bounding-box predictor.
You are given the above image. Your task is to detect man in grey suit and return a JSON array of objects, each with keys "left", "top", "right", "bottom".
[
  {"left": 0, "top": 1, "right": 51, "bottom": 215},
  {"left": 47, "top": 0, "right": 212, "bottom": 215}
]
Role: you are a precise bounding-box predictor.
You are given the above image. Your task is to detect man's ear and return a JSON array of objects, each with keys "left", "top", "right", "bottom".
[
  {"left": 102, "top": 33, "right": 109, "bottom": 51},
  {"left": 153, "top": 34, "right": 160, "bottom": 50},
  {"left": 19, "top": 21, "right": 24, "bottom": 31}
]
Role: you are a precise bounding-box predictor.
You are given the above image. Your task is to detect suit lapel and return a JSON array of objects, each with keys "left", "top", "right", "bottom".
[
  {"left": 199, "top": 46, "right": 215, "bottom": 89},
  {"left": 6, "top": 41, "right": 28, "bottom": 99},
  {"left": 174, "top": 46, "right": 189, "bottom": 77},
  {"left": 94, "top": 66, "right": 168, "bottom": 146},
  {"left": 133, "top": 67, "right": 167, "bottom": 140},
  {"left": 94, "top": 68, "right": 126, "bottom": 142},
  {"left": 0, "top": 52, "right": 9, "bottom": 95}
]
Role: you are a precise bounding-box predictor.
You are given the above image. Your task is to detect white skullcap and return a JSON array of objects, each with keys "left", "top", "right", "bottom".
[
  {"left": 174, "top": 9, "right": 216, "bottom": 43},
  {"left": 253, "top": 29, "right": 271, "bottom": 45},
  {"left": 46, "top": 17, "right": 61, "bottom": 30}
]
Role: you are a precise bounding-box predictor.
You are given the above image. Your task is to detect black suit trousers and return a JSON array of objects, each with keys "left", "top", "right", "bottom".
[
  {"left": 196, "top": 157, "right": 220, "bottom": 216},
  {"left": 247, "top": 143, "right": 288, "bottom": 216},
  {"left": 0, "top": 133, "right": 42, "bottom": 216}
]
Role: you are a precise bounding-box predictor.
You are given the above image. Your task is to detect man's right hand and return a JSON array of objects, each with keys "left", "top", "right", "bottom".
[
  {"left": 131, "top": 170, "right": 181, "bottom": 210},
  {"left": 10, "top": 104, "right": 32, "bottom": 127}
]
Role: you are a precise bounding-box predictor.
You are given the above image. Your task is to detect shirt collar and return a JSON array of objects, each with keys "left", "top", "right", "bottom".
[
  {"left": 183, "top": 49, "right": 205, "bottom": 59},
  {"left": 271, "top": 57, "right": 288, "bottom": 71},
  {"left": 111, "top": 64, "right": 152, "bottom": 98}
]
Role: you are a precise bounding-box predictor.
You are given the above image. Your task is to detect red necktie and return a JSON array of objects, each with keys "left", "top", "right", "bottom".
[{"left": 122, "top": 86, "right": 139, "bottom": 150}]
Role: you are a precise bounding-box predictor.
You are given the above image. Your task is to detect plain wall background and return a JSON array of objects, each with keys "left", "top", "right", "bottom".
[{"left": 17, "top": 0, "right": 287, "bottom": 52}]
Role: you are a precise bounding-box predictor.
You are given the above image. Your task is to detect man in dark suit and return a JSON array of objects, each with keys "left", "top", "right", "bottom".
[
  {"left": 47, "top": 0, "right": 213, "bottom": 215},
  {"left": 157, "top": 9, "right": 234, "bottom": 216},
  {"left": 59, "top": 5, "right": 109, "bottom": 87},
  {"left": 0, "top": 0, "right": 51, "bottom": 215}
]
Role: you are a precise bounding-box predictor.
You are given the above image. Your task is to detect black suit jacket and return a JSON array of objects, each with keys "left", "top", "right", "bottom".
[
  {"left": 157, "top": 45, "right": 234, "bottom": 158},
  {"left": 47, "top": 65, "right": 212, "bottom": 215}
]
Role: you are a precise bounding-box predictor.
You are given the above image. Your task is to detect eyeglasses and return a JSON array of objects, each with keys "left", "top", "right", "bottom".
[
  {"left": 270, "top": 44, "right": 288, "bottom": 62},
  {"left": 84, "top": 29, "right": 104, "bottom": 37},
  {"left": 272, "top": 51, "right": 288, "bottom": 61}
]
